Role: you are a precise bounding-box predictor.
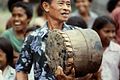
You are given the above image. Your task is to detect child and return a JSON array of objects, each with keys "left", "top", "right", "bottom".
[
  {"left": 92, "top": 16, "right": 116, "bottom": 49},
  {"left": 0, "top": 37, "right": 15, "bottom": 80},
  {"left": 92, "top": 16, "right": 120, "bottom": 80}
]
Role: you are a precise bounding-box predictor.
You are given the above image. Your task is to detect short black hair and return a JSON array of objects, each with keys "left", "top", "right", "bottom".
[
  {"left": 11, "top": 1, "right": 33, "bottom": 19},
  {"left": 92, "top": 16, "right": 116, "bottom": 31},
  {"left": 0, "top": 37, "right": 13, "bottom": 67},
  {"left": 7, "top": 0, "right": 23, "bottom": 12},
  {"left": 107, "top": 0, "right": 120, "bottom": 13},
  {"left": 66, "top": 16, "right": 87, "bottom": 29}
]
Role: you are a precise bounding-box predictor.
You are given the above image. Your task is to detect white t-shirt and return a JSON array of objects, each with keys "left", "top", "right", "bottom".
[{"left": 101, "top": 41, "right": 120, "bottom": 80}]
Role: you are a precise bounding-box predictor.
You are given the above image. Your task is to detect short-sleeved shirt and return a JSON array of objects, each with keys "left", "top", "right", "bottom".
[{"left": 16, "top": 22, "right": 75, "bottom": 80}]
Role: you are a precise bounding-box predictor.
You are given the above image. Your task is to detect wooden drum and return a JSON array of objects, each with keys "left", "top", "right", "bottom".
[{"left": 45, "top": 28, "right": 103, "bottom": 77}]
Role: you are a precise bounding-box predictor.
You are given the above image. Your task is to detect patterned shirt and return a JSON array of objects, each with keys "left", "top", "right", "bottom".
[{"left": 15, "top": 22, "right": 75, "bottom": 80}]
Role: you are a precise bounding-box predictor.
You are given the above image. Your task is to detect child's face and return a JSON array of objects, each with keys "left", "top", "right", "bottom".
[
  {"left": 11, "top": 7, "right": 30, "bottom": 31},
  {"left": 0, "top": 49, "right": 7, "bottom": 71},
  {"left": 98, "top": 23, "right": 116, "bottom": 47}
]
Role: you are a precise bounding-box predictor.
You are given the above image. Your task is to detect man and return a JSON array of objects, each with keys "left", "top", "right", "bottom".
[{"left": 16, "top": 0, "right": 75, "bottom": 80}]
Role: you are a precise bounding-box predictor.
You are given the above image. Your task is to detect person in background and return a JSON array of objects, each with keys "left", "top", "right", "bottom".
[
  {"left": 0, "top": 37, "right": 15, "bottom": 80},
  {"left": 66, "top": 16, "right": 87, "bottom": 29},
  {"left": 92, "top": 16, "right": 116, "bottom": 49},
  {"left": 111, "top": 7, "right": 120, "bottom": 45},
  {"left": 92, "top": 16, "right": 120, "bottom": 80},
  {"left": 71, "top": 0, "right": 98, "bottom": 28},
  {"left": 1, "top": 1, "right": 33, "bottom": 68}
]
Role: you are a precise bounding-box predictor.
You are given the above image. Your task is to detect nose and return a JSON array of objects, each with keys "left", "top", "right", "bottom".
[{"left": 14, "top": 16, "right": 19, "bottom": 21}]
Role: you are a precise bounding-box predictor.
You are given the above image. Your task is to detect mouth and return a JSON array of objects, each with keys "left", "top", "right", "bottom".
[
  {"left": 61, "top": 13, "right": 70, "bottom": 17},
  {"left": 13, "top": 22, "right": 21, "bottom": 27}
]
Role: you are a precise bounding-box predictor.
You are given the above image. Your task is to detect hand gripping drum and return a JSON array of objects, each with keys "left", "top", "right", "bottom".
[{"left": 45, "top": 28, "right": 103, "bottom": 77}]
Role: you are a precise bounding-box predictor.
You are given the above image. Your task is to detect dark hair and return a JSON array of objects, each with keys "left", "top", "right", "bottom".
[
  {"left": 92, "top": 16, "right": 116, "bottom": 31},
  {"left": 107, "top": 0, "right": 120, "bottom": 13},
  {"left": 66, "top": 16, "right": 87, "bottom": 29},
  {"left": 74, "top": 0, "right": 93, "bottom": 3},
  {"left": 36, "top": 3, "right": 44, "bottom": 16},
  {"left": 0, "top": 37, "right": 13, "bottom": 66},
  {"left": 7, "top": 0, "right": 23, "bottom": 12},
  {"left": 11, "top": 1, "right": 33, "bottom": 19}
]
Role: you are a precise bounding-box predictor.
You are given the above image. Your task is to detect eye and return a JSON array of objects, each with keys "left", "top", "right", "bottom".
[
  {"left": 18, "top": 14, "right": 23, "bottom": 17},
  {"left": 58, "top": 2, "right": 64, "bottom": 6},
  {"left": 12, "top": 13, "right": 16, "bottom": 17},
  {"left": 112, "top": 30, "right": 115, "bottom": 33},
  {"left": 105, "top": 30, "right": 110, "bottom": 33},
  {"left": 66, "top": 3, "right": 71, "bottom": 6}
]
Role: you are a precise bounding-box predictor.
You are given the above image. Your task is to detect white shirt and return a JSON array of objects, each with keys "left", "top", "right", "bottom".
[
  {"left": 0, "top": 70, "right": 3, "bottom": 80},
  {"left": 101, "top": 41, "right": 120, "bottom": 80},
  {"left": 3, "top": 65, "right": 16, "bottom": 80}
]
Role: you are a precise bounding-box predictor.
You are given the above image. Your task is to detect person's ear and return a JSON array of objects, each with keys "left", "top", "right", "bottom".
[{"left": 42, "top": 2, "right": 50, "bottom": 12}]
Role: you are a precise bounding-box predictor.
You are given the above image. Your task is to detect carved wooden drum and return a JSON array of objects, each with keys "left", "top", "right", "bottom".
[{"left": 45, "top": 28, "right": 103, "bottom": 77}]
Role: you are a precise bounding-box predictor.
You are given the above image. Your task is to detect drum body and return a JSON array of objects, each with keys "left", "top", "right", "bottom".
[{"left": 45, "top": 28, "right": 103, "bottom": 77}]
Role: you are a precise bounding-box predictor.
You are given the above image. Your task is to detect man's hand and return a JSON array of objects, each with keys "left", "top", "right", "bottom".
[
  {"left": 55, "top": 66, "right": 75, "bottom": 80},
  {"left": 16, "top": 71, "right": 28, "bottom": 80}
]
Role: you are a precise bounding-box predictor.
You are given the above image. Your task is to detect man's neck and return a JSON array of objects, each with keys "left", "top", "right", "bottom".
[{"left": 47, "top": 17, "right": 64, "bottom": 30}]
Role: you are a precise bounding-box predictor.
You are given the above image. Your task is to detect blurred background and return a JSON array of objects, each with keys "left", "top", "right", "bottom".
[{"left": 0, "top": 0, "right": 109, "bottom": 34}]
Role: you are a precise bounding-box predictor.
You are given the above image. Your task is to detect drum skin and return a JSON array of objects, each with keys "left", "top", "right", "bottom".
[{"left": 45, "top": 28, "right": 103, "bottom": 77}]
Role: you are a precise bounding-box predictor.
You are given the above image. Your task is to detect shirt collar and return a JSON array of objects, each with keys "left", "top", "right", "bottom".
[
  {"left": 40, "top": 22, "right": 73, "bottom": 38},
  {"left": 108, "top": 41, "right": 120, "bottom": 51}
]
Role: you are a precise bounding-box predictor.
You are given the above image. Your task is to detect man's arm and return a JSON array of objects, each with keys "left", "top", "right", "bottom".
[
  {"left": 15, "top": 35, "right": 33, "bottom": 80},
  {"left": 16, "top": 71, "right": 28, "bottom": 80},
  {"left": 55, "top": 66, "right": 75, "bottom": 80}
]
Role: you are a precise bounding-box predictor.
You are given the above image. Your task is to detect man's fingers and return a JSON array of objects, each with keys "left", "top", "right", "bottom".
[{"left": 55, "top": 66, "right": 64, "bottom": 76}]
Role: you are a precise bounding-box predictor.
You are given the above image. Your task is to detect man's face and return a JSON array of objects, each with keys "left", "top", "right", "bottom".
[
  {"left": 75, "top": 0, "right": 91, "bottom": 14},
  {"left": 47, "top": 0, "right": 71, "bottom": 22}
]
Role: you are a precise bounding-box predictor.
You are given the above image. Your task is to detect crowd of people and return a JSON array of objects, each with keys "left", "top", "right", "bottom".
[{"left": 0, "top": 0, "right": 120, "bottom": 80}]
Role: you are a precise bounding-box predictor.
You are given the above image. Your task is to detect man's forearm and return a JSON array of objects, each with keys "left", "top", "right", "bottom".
[{"left": 16, "top": 71, "right": 28, "bottom": 80}]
